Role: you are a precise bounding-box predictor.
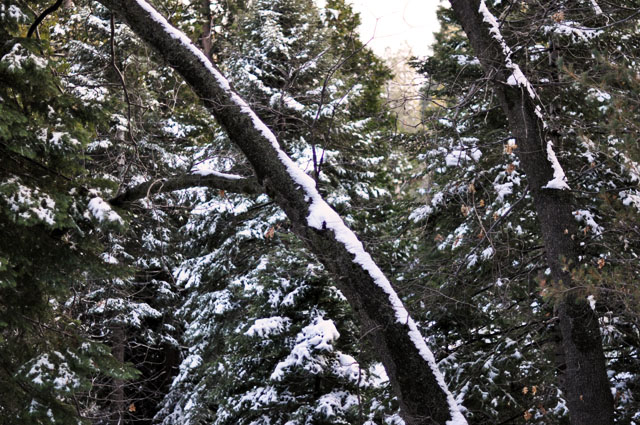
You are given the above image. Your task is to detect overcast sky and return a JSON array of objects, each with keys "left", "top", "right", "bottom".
[{"left": 348, "top": 0, "right": 442, "bottom": 58}]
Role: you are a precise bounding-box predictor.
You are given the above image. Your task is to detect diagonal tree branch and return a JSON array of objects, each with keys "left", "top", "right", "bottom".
[
  {"left": 109, "top": 171, "right": 263, "bottom": 207},
  {"left": 97, "top": 1, "right": 467, "bottom": 424},
  {"left": 27, "top": 0, "right": 64, "bottom": 38}
]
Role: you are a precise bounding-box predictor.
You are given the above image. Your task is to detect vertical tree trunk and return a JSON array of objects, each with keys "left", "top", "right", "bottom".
[
  {"left": 199, "top": 0, "right": 213, "bottom": 60},
  {"left": 111, "top": 325, "right": 127, "bottom": 424},
  {"left": 448, "top": 1, "right": 614, "bottom": 424}
]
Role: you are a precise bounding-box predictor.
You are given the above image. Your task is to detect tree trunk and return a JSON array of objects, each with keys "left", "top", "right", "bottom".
[
  {"left": 109, "top": 172, "right": 261, "bottom": 206},
  {"left": 97, "top": 1, "right": 466, "bottom": 424},
  {"left": 111, "top": 325, "right": 127, "bottom": 424},
  {"left": 448, "top": 1, "right": 614, "bottom": 424},
  {"left": 199, "top": 0, "right": 213, "bottom": 60}
]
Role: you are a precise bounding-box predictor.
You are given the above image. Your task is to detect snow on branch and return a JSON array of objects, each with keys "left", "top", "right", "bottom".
[
  {"left": 97, "top": 1, "right": 468, "bottom": 422},
  {"left": 478, "top": 0, "right": 570, "bottom": 191},
  {"left": 88, "top": 196, "right": 124, "bottom": 224},
  {"left": 478, "top": 0, "right": 536, "bottom": 100},
  {"left": 542, "top": 141, "right": 570, "bottom": 190},
  {"left": 589, "top": 0, "right": 603, "bottom": 15}
]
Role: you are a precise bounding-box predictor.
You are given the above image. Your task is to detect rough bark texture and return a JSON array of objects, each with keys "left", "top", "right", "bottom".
[
  {"left": 110, "top": 325, "right": 127, "bottom": 424},
  {"left": 199, "top": 0, "right": 213, "bottom": 60},
  {"left": 97, "top": 1, "right": 459, "bottom": 424},
  {"left": 109, "top": 173, "right": 262, "bottom": 207},
  {"left": 448, "top": 1, "right": 614, "bottom": 424}
]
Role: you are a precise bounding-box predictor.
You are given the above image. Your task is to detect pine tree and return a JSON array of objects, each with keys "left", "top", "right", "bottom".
[
  {"left": 155, "top": 0, "right": 404, "bottom": 423},
  {"left": 0, "top": 3, "right": 139, "bottom": 423},
  {"left": 408, "top": 2, "right": 640, "bottom": 423}
]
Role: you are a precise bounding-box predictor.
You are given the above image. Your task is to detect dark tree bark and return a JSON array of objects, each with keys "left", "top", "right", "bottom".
[
  {"left": 96, "top": 1, "right": 466, "bottom": 424},
  {"left": 199, "top": 0, "right": 213, "bottom": 60},
  {"left": 448, "top": 1, "right": 614, "bottom": 424},
  {"left": 110, "top": 325, "right": 127, "bottom": 424}
]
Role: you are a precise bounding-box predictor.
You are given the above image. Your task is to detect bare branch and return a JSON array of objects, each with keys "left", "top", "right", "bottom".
[
  {"left": 28, "top": 0, "right": 64, "bottom": 38},
  {"left": 109, "top": 172, "right": 263, "bottom": 207}
]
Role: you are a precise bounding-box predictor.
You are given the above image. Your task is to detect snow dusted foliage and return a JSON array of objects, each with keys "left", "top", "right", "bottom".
[
  {"left": 5, "top": 0, "right": 638, "bottom": 422},
  {"left": 406, "top": 2, "right": 640, "bottom": 423},
  {"left": 155, "top": 0, "right": 405, "bottom": 423},
  {"left": 0, "top": 4, "right": 144, "bottom": 423},
  {"left": 158, "top": 194, "right": 398, "bottom": 424},
  {"left": 20, "top": 3, "right": 215, "bottom": 421}
]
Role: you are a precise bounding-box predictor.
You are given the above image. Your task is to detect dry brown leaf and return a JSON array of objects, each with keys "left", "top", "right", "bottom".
[
  {"left": 265, "top": 227, "right": 275, "bottom": 239},
  {"left": 552, "top": 10, "right": 565, "bottom": 22}
]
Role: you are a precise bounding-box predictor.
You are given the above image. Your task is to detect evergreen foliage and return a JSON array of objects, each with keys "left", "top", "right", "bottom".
[
  {"left": 156, "top": 1, "right": 402, "bottom": 423},
  {"left": 0, "top": 3, "right": 137, "bottom": 423},
  {"left": 407, "top": 2, "right": 640, "bottom": 423},
  {"left": 2, "top": 0, "right": 640, "bottom": 424}
]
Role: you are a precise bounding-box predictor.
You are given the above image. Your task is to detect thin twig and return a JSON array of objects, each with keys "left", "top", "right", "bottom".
[{"left": 110, "top": 15, "right": 136, "bottom": 145}]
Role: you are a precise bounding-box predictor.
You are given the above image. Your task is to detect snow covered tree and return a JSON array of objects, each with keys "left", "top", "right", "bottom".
[
  {"left": 0, "top": 3, "right": 142, "bottom": 423},
  {"left": 5, "top": 2, "right": 218, "bottom": 421},
  {"left": 154, "top": 1, "right": 407, "bottom": 423},
  {"left": 89, "top": 0, "right": 468, "bottom": 423},
  {"left": 9, "top": 0, "right": 640, "bottom": 423},
  {"left": 407, "top": 1, "right": 640, "bottom": 423}
]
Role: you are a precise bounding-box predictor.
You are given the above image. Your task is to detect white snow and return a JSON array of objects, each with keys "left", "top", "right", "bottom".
[
  {"left": 587, "top": 294, "right": 596, "bottom": 311},
  {"left": 163, "top": 118, "right": 196, "bottom": 138},
  {"left": 49, "top": 131, "right": 79, "bottom": 147},
  {"left": 573, "top": 209, "right": 604, "bottom": 236},
  {"left": 409, "top": 204, "right": 433, "bottom": 222},
  {"left": 88, "top": 197, "right": 124, "bottom": 225},
  {"left": 621, "top": 190, "right": 640, "bottom": 211},
  {"left": 0, "top": 4, "right": 28, "bottom": 22},
  {"left": 494, "top": 182, "right": 513, "bottom": 201},
  {"left": 52, "top": 361, "right": 80, "bottom": 391},
  {"left": 245, "top": 316, "right": 291, "bottom": 338},
  {"left": 466, "top": 254, "right": 478, "bottom": 268},
  {"left": 270, "top": 92, "right": 305, "bottom": 111},
  {"left": 270, "top": 317, "right": 340, "bottom": 380},
  {"left": 452, "top": 54, "right": 480, "bottom": 66},
  {"left": 28, "top": 354, "right": 55, "bottom": 385},
  {"left": 543, "top": 21, "right": 602, "bottom": 43},
  {"left": 1, "top": 178, "right": 56, "bottom": 226},
  {"left": 478, "top": 0, "right": 536, "bottom": 100},
  {"left": 190, "top": 166, "right": 244, "bottom": 180},
  {"left": 445, "top": 147, "right": 482, "bottom": 167},
  {"left": 132, "top": 2, "right": 467, "bottom": 422},
  {"left": 334, "top": 353, "right": 360, "bottom": 381},
  {"left": 1, "top": 43, "right": 47, "bottom": 72},
  {"left": 100, "top": 252, "right": 119, "bottom": 264},
  {"left": 481, "top": 246, "right": 494, "bottom": 260},
  {"left": 588, "top": 88, "right": 611, "bottom": 103},
  {"left": 542, "top": 141, "right": 570, "bottom": 190},
  {"left": 589, "top": 0, "right": 603, "bottom": 15},
  {"left": 478, "top": 2, "right": 576, "bottom": 192}
]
